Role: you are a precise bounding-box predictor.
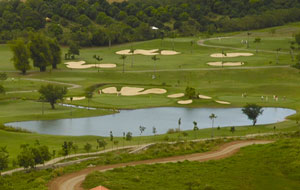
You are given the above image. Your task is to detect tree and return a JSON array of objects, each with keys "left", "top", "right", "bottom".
[
  {"left": 0, "top": 85, "right": 5, "bottom": 94},
  {"left": 185, "top": 87, "right": 196, "bottom": 99},
  {"left": 0, "top": 146, "right": 9, "bottom": 174},
  {"left": 152, "top": 126, "right": 157, "bottom": 136},
  {"left": 28, "top": 33, "right": 51, "bottom": 72},
  {"left": 230, "top": 127, "right": 235, "bottom": 134},
  {"left": 10, "top": 38, "right": 31, "bottom": 74},
  {"left": 139, "top": 126, "right": 146, "bottom": 145},
  {"left": 276, "top": 48, "right": 281, "bottom": 64},
  {"left": 221, "top": 50, "right": 227, "bottom": 68},
  {"left": 151, "top": 55, "right": 160, "bottom": 78},
  {"left": 61, "top": 141, "right": 72, "bottom": 157},
  {"left": 129, "top": 48, "right": 135, "bottom": 67},
  {"left": 209, "top": 113, "right": 217, "bottom": 138},
  {"left": 178, "top": 118, "right": 181, "bottom": 131},
  {"left": 295, "top": 33, "right": 300, "bottom": 46},
  {"left": 93, "top": 55, "right": 103, "bottom": 72},
  {"left": 254, "top": 37, "right": 261, "bottom": 53},
  {"left": 290, "top": 41, "right": 296, "bottom": 62},
  {"left": 242, "top": 104, "right": 264, "bottom": 126},
  {"left": 247, "top": 32, "right": 251, "bottom": 48},
  {"left": 67, "top": 41, "right": 80, "bottom": 59},
  {"left": 193, "top": 121, "right": 199, "bottom": 138},
  {"left": 97, "top": 139, "right": 107, "bottom": 150},
  {"left": 84, "top": 143, "right": 92, "bottom": 154},
  {"left": 190, "top": 40, "right": 194, "bottom": 54},
  {"left": 110, "top": 131, "right": 114, "bottom": 142},
  {"left": 39, "top": 84, "right": 67, "bottom": 109},
  {"left": 72, "top": 144, "right": 79, "bottom": 154},
  {"left": 48, "top": 39, "right": 61, "bottom": 69},
  {"left": 126, "top": 132, "right": 132, "bottom": 141},
  {"left": 17, "top": 144, "right": 35, "bottom": 169},
  {"left": 120, "top": 55, "right": 127, "bottom": 73}
]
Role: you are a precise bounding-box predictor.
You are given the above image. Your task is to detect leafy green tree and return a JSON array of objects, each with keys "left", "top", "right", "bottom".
[
  {"left": 47, "top": 24, "right": 63, "bottom": 40},
  {"left": 10, "top": 38, "right": 31, "bottom": 74},
  {"left": 97, "top": 139, "right": 107, "bottom": 150},
  {"left": 0, "top": 72, "right": 7, "bottom": 81},
  {"left": 254, "top": 37, "right": 261, "bottom": 53},
  {"left": 193, "top": 121, "right": 199, "bottom": 138},
  {"left": 28, "top": 33, "right": 51, "bottom": 72},
  {"left": 0, "top": 146, "right": 9, "bottom": 174},
  {"left": 110, "top": 131, "right": 114, "bottom": 142},
  {"left": 185, "top": 87, "right": 196, "bottom": 99},
  {"left": 178, "top": 118, "right": 181, "bottom": 131},
  {"left": 17, "top": 144, "right": 35, "bottom": 169},
  {"left": 126, "top": 132, "right": 132, "bottom": 141},
  {"left": 230, "top": 127, "right": 236, "bottom": 133},
  {"left": 152, "top": 127, "right": 157, "bottom": 136},
  {"left": 39, "top": 84, "right": 68, "bottom": 109},
  {"left": 84, "top": 143, "right": 92, "bottom": 154},
  {"left": 48, "top": 39, "right": 61, "bottom": 69},
  {"left": 242, "top": 104, "right": 264, "bottom": 126},
  {"left": 66, "top": 41, "right": 80, "bottom": 60}
]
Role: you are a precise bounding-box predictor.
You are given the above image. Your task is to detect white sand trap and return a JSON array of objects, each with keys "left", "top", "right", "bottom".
[
  {"left": 66, "top": 96, "right": 86, "bottom": 101},
  {"left": 199, "top": 95, "right": 212, "bottom": 99},
  {"left": 168, "top": 93, "right": 185, "bottom": 98},
  {"left": 64, "top": 61, "right": 116, "bottom": 69},
  {"left": 215, "top": 100, "right": 231, "bottom": 105},
  {"left": 116, "top": 49, "right": 180, "bottom": 56},
  {"left": 102, "top": 86, "right": 167, "bottom": 96},
  {"left": 210, "top": 53, "right": 253, "bottom": 58},
  {"left": 120, "top": 87, "right": 145, "bottom": 96},
  {"left": 140, "top": 88, "right": 167, "bottom": 95},
  {"left": 102, "top": 87, "right": 118, "bottom": 94},
  {"left": 178, "top": 100, "right": 193, "bottom": 104},
  {"left": 161, "top": 50, "right": 180, "bottom": 55},
  {"left": 207, "top": 62, "right": 244, "bottom": 67}
]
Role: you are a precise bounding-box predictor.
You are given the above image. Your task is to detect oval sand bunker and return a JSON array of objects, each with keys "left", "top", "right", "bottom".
[
  {"left": 168, "top": 93, "right": 185, "bottom": 98},
  {"left": 210, "top": 53, "right": 253, "bottom": 58},
  {"left": 207, "top": 62, "right": 244, "bottom": 66},
  {"left": 178, "top": 100, "right": 193, "bottom": 104}
]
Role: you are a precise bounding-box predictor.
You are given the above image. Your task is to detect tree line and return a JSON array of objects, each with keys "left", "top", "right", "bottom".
[{"left": 1, "top": 0, "right": 300, "bottom": 47}]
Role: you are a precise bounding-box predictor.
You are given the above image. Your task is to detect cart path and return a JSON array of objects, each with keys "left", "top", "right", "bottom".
[{"left": 48, "top": 140, "right": 273, "bottom": 190}]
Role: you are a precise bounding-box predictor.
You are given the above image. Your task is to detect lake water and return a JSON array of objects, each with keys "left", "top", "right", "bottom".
[{"left": 7, "top": 107, "right": 295, "bottom": 136}]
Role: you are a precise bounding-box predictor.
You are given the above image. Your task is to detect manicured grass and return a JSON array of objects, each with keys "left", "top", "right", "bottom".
[{"left": 82, "top": 138, "right": 300, "bottom": 190}]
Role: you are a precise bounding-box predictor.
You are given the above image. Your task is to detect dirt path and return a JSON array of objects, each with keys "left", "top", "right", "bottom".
[{"left": 48, "top": 140, "right": 273, "bottom": 190}]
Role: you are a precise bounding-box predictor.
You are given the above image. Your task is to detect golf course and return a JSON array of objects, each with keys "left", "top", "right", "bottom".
[{"left": 0, "top": 0, "right": 300, "bottom": 188}]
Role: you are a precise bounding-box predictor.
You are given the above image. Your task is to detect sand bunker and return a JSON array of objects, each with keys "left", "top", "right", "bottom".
[
  {"left": 66, "top": 96, "right": 86, "bottom": 101},
  {"left": 116, "top": 49, "right": 180, "bottom": 56},
  {"left": 64, "top": 61, "right": 116, "bottom": 69},
  {"left": 168, "top": 93, "right": 185, "bottom": 98},
  {"left": 101, "top": 86, "right": 167, "bottom": 96},
  {"left": 215, "top": 100, "right": 231, "bottom": 105},
  {"left": 160, "top": 50, "right": 180, "bottom": 55},
  {"left": 102, "top": 87, "right": 118, "bottom": 94},
  {"left": 178, "top": 100, "right": 193, "bottom": 104},
  {"left": 199, "top": 95, "right": 212, "bottom": 99},
  {"left": 210, "top": 53, "right": 253, "bottom": 58},
  {"left": 207, "top": 62, "right": 244, "bottom": 66}
]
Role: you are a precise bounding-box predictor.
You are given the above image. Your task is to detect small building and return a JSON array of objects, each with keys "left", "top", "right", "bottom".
[{"left": 90, "top": 186, "right": 110, "bottom": 190}]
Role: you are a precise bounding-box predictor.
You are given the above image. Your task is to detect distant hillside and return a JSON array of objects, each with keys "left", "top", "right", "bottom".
[{"left": 1, "top": 0, "right": 300, "bottom": 47}]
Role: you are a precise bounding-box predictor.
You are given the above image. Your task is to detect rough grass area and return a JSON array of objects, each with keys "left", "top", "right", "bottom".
[{"left": 83, "top": 137, "right": 300, "bottom": 190}]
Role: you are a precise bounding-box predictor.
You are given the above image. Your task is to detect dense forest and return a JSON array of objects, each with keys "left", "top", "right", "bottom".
[{"left": 1, "top": 0, "right": 300, "bottom": 47}]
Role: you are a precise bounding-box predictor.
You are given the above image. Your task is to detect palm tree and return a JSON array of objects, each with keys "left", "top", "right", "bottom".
[
  {"left": 151, "top": 55, "right": 160, "bottom": 79},
  {"left": 190, "top": 40, "right": 194, "bottom": 54},
  {"left": 247, "top": 32, "right": 251, "bottom": 48},
  {"left": 254, "top": 37, "right": 261, "bottom": 53},
  {"left": 193, "top": 121, "right": 199, "bottom": 139},
  {"left": 129, "top": 48, "right": 135, "bottom": 67},
  {"left": 93, "top": 55, "right": 103, "bottom": 72},
  {"left": 209, "top": 113, "right": 217, "bottom": 138},
  {"left": 276, "top": 48, "right": 281, "bottom": 64},
  {"left": 221, "top": 50, "right": 227, "bottom": 68},
  {"left": 152, "top": 126, "right": 157, "bottom": 136},
  {"left": 139, "top": 125, "right": 146, "bottom": 146},
  {"left": 120, "top": 55, "right": 127, "bottom": 73}
]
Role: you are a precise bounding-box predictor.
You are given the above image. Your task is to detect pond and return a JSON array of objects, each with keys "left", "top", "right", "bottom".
[{"left": 6, "top": 107, "right": 295, "bottom": 136}]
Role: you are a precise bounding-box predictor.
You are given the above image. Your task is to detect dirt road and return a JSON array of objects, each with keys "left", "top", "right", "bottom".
[{"left": 48, "top": 140, "right": 272, "bottom": 190}]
